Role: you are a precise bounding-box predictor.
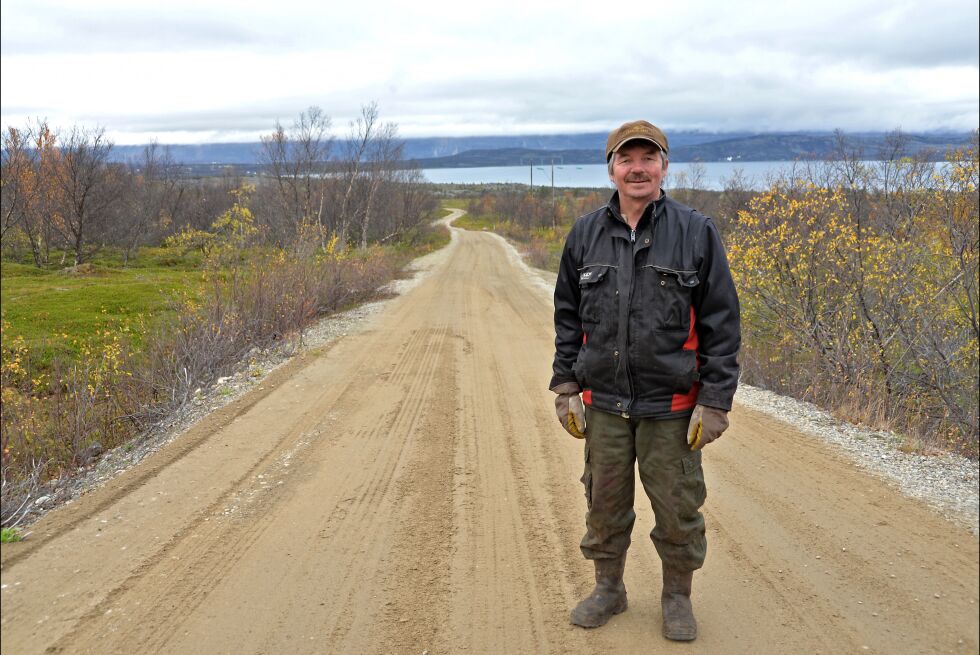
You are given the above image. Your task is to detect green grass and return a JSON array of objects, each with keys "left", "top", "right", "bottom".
[
  {"left": 418, "top": 224, "right": 452, "bottom": 253},
  {"left": 1, "top": 528, "right": 23, "bottom": 543},
  {"left": 1, "top": 248, "right": 204, "bottom": 367},
  {"left": 386, "top": 221, "right": 452, "bottom": 260},
  {"left": 0, "top": 226, "right": 455, "bottom": 374},
  {"left": 2, "top": 245, "right": 204, "bottom": 271},
  {"left": 1, "top": 232, "right": 453, "bottom": 372},
  {"left": 438, "top": 199, "right": 525, "bottom": 232},
  {"left": 439, "top": 198, "right": 468, "bottom": 210},
  {"left": 440, "top": 199, "right": 566, "bottom": 270},
  {"left": 451, "top": 213, "right": 498, "bottom": 231}
]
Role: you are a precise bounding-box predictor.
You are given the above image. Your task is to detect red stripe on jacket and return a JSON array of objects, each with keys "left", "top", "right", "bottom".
[
  {"left": 671, "top": 307, "right": 700, "bottom": 411},
  {"left": 682, "top": 306, "right": 698, "bottom": 351},
  {"left": 670, "top": 382, "right": 700, "bottom": 412},
  {"left": 581, "top": 326, "right": 591, "bottom": 405}
]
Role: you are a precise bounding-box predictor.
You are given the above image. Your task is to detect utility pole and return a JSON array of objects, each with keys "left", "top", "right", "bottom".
[
  {"left": 550, "top": 162, "right": 555, "bottom": 228},
  {"left": 520, "top": 156, "right": 536, "bottom": 190},
  {"left": 550, "top": 156, "right": 564, "bottom": 230}
]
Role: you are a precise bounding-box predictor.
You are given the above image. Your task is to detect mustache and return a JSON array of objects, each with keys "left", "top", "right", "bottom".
[{"left": 625, "top": 175, "right": 651, "bottom": 182}]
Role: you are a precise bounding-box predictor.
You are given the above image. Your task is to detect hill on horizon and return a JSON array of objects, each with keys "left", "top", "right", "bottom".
[{"left": 107, "top": 130, "right": 975, "bottom": 169}]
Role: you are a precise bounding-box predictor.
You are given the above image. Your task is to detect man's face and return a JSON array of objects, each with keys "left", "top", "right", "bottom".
[{"left": 609, "top": 140, "right": 668, "bottom": 204}]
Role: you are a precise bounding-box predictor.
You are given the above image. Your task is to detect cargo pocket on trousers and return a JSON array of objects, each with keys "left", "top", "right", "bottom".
[
  {"left": 679, "top": 452, "right": 707, "bottom": 514},
  {"left": 581, "top": 444, "right": 593, "bottom": 510}
]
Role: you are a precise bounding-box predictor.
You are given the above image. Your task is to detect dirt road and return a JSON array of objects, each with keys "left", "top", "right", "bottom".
[{"left": 2, "top": 210, "right": 978, "bottom": 654}]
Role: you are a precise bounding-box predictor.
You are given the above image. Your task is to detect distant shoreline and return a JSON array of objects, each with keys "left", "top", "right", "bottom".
[
  {"left": 419, "top": 160, "right": 953, "bottom": 191},
  {"left": 108, "top": 129, "right": 975, "bottom": 171}
]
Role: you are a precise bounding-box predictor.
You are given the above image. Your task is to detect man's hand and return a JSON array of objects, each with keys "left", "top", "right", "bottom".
[
  {"left": 551, "top": 382, "right": 587, "bottom": 439},
  {"left": 687, "top": 404, "right": 729, "bottom": 450}
]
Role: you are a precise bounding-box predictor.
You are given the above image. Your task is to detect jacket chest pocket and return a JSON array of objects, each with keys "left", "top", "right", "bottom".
[
  {"left": 640, "top": 265, "right": 699, "bottom": 330},
  {"left": 578, "top": 264, "right": 616, "bottom": 323}
]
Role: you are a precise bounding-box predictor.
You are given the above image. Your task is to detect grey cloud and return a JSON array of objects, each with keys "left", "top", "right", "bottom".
[
  {"left": 379, "top": 61, "right": 976, "bottom": 134},
  {"left": 738, "top": 2, "right": 978, "bottom": 70},
  {"left": 0, "top": 5, "right": 340, "bottom": 55},
  {"left": 80, "top": 107, "right": 292, "bottom": 133},
  {"left": 3, "top": 12, "right": 257, "bottom": 55},
  {"left": 3, "top": 0, "right": 976, "bottom": 141},
  {"left": 57, "top": 58, "right": 978, "bottom": 140}
]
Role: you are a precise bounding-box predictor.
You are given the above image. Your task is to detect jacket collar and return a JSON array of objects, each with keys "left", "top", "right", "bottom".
[{"left": 606, "top": 190, "right": 667, "bottom": 231}]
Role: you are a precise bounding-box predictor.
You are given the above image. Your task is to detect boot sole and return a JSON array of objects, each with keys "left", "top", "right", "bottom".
[{"left": 570, "top": 597, "right": 628, "bottom": 628}]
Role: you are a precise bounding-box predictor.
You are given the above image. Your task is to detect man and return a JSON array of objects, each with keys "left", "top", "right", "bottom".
[{"left": 550, "top": 120, "right": 740, "bottom": 641}]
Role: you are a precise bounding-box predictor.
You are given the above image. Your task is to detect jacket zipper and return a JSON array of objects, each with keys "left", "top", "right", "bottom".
[{"left": 623, "top": 227, "right": 637, "bottom": 417}]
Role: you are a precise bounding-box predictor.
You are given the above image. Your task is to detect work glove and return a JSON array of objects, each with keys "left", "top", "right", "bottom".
[
  {"left": 551, "top": 382, "right": 587, "bottom": 439},
  {"left": 687, "top": 404, "right": 729, "bottom": 450}
]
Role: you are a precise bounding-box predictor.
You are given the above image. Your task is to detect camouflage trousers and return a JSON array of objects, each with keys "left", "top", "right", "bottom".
[{"left": 580, "top": 407, "right": 707, "bottom": 572}]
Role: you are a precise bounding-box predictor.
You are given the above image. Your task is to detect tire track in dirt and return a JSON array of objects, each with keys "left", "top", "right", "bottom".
[
  {"left": 0, "top": 347, "right": 340, "bottom": 571},
  {"left": 2, "top": 347, "right": 363, "bottom": 653},
  {"left": 41, "top": 341, "right": 410, "bottom": 652},
  {"left": 699, "top": 407, "right": 979, "bottom": 653},
  {"left": 157, "top": 260, "right": 468, "bottom": 654},
  {"left": 376, "top": 327, "right": 458, "bottom": 654},
  {"left": 444, "top": 235, "right": 547, "bottom": 650}
]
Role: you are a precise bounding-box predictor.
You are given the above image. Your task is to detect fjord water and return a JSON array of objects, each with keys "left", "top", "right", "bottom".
[
  {"left": 422, "top": 161, "right": 801, "bottom": 190},
  {"left": 422, "top": 160, "right": 946, "bottom": 191}
]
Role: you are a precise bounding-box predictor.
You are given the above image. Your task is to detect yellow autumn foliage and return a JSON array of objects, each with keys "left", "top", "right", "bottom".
[{"left": 729, "top": 141, "right": 979, "bottom": 454}]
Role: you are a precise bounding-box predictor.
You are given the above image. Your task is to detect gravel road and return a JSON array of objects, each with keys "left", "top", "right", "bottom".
[{"left": 2, "top": 209, "right": 977, "bottom": 654}]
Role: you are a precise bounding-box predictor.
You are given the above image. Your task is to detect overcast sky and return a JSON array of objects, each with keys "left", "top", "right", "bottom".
[{"left": 1, "top": 0, "right": 978, "bottom": 144}]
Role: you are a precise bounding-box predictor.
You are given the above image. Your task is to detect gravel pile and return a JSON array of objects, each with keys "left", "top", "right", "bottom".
[{"left": 736, "top": 384, "right": 979, "bottom": 536}]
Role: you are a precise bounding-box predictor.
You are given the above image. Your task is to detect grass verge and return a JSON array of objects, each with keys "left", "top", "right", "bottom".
[
  {"left": 1, "top": 527, "right": 23, "bottom": 542},
  {"left": 0, "top": 221, "right": 451, "bottom": 526}
]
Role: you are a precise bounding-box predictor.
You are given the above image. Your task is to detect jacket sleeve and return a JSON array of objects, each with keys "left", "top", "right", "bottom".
[
  {"left": 692, "top": 218, "right": 741, "bottom": 410},
  {"left": 550, "top": 226, "right": 583, "bottom": 390}
]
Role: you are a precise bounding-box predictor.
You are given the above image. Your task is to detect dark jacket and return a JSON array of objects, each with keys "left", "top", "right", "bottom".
[{"left": 550, "top": 191, "right": 740, "bottom": 418}]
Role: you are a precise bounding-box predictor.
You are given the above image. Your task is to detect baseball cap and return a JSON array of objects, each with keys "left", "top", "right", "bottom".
[{"left": 605, "top": 120, "right": 669, "bottom": 161}]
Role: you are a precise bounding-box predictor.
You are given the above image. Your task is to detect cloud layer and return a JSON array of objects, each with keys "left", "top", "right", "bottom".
[{"left": 2, "top": 0, "right": 977, "bottom": 143}]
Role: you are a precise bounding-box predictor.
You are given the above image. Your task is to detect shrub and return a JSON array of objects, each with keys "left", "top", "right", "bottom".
[{"left": 1, "top": 243, "right": 413, "bottom": 524}]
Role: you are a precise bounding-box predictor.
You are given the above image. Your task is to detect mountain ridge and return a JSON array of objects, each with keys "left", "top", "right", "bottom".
[{"left": 107, "top": 130, "right": 975, "bottom": 168}]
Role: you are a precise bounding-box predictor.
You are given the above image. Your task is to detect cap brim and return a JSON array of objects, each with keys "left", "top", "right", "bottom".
[{"left": 608, "top": 136, "right": 666, "bottom": 160}]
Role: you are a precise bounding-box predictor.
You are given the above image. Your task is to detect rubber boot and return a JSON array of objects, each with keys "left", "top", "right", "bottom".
[
  {"left": 570, "top": 556, "right": 628, "bottom": 628},
  {"left": 661, "top": 565, "right": 697, "bottom": 641}
]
